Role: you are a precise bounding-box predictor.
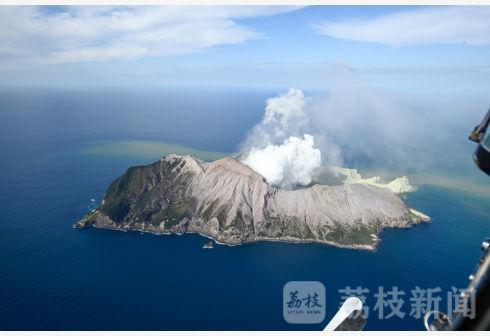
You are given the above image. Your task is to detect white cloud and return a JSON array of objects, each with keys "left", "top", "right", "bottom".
[
  {"left": 317, "top": 6, "right": 490, "bottom": 46},
  {"left": 0, "top": 6, "right": 300, "bottom": 65}
]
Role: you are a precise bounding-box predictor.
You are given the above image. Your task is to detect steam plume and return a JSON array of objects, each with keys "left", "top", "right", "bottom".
[
  {"left": 240, "top": 88, "right": 326, "bottom": 188},
  {"left": 240, "top": 62, "right": 467, "bottom": 189},
  {"left": 242, "top": 134, "right": 321, "bottom": 189}
]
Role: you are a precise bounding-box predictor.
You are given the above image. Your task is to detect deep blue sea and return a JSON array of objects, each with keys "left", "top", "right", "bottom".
[{"left": 0, "top": 88, "right": 489, "bottom": 330}]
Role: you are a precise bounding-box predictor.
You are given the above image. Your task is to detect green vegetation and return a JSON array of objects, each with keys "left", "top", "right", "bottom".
[
  {"left": 100, "top": 164, "right": 160, "bottom": 223},
  {"left": 325, "top": 222, "right": 376, "bottom": 246},
  {"left": 264, "top": 215, "right": 315, "bottom": 239}
]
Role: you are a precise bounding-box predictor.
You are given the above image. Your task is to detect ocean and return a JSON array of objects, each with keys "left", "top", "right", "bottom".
[{"left": 0, "top": 88, "right": 489, "bottom": 330}]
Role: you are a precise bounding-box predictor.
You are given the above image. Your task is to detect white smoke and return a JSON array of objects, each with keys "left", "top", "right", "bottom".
[
  {"left": 241, "top": 88, "right": 308, "bottom": 149},
  {"left": 240, "top": 62, "right": 471, "bottom": 188},
  {"left": 242, "top": 134, "right": 321, "bottom": 189},
  {"left": 240, "top": 88, "right": 328, "bottom": 188}
]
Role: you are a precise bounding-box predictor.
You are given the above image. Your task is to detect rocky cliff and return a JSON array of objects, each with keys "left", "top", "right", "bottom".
[{"left": 75, "top": 154, "right": 429, "bottom": 250}]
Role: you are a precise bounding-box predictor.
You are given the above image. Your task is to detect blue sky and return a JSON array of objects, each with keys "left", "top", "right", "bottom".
[{"left": 1, "top": 5, "right": 489, "bottom": 93}]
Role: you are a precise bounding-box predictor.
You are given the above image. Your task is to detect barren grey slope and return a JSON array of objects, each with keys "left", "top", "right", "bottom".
[{"left": 76, "top": 154, "right": 428, "bottom": 250}]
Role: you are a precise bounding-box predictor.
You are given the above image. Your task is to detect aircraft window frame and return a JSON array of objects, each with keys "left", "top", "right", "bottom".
[{"left": 482, "top": 128, "right": 490, "bottom": 152}]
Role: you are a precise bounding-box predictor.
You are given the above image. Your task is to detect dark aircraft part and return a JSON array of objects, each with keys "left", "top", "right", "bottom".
[
  {"left": 474, "top": 145, "right": 490, "bottom": 176},
  {"left": 424, "top": 238, "right": 490, "bottom": 331},
  {"left": 425, "top": 311, "right": 452, "bottom": 330},
  {"left": 470, "top": 107, "right": 490, "bottom": 176},
  {"left": 421, "top": 107, "right": 490, "bottom": 331},
  {"left": 450, "top": 238, "right": 490, "bottom": 331},
  {"left": 334, "top": 311, "right": 367, "bottom": 331},
  {"left": 452, "top": 107, "right": 490, "bottom": 331}
]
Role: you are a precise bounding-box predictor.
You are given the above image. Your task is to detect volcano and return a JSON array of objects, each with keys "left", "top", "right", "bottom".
[{"left": 75, "top": 154, "right": 429, "bottom": 250}]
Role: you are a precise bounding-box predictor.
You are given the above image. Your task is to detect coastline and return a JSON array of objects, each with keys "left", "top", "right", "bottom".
[{"left": 75, "top": 214, "right": 434, "bottom": 252}]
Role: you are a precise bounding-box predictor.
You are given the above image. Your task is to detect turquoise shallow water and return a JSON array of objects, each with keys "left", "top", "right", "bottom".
[{"left": 0, "top": 89, "right": 489, "bottom": 330}]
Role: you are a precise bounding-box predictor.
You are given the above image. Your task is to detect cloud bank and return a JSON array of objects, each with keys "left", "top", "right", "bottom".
[
  {"left": 317, "top": 6, "right": 490, "bottom": 46},
  {"left": 0, "top": 6, "right": 299, "bottom": 65}
]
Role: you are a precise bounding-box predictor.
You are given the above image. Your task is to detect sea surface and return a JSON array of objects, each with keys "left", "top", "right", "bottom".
[{"left": 0, "top": 88, "right": 489, "bottom": 330}]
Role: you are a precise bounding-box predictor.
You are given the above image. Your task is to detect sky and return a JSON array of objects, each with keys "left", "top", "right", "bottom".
[
  {"left": 0, "top": 5, "right": 489, "bottom": 94},
  {"left": 1, "top": 5, "right": 489, "bottom": 184}
]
